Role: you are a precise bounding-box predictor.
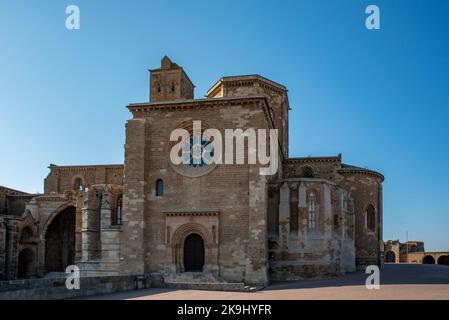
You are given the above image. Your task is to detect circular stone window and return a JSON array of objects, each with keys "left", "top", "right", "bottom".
[{"left": 168, "top": 121, "right": 217, "bottom": 178}]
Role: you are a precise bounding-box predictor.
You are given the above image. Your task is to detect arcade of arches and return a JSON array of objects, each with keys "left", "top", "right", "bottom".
[{"left": 384, "top": 240, "right": 449, "bottom": 265}]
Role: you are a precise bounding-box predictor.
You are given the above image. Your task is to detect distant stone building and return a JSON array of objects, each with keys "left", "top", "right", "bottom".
[
  {"left": 0, "top": 57, "right": 384, "bottom": 285},
  {"left": 384, "top": 240, "right": 449, "bottom": 265}
]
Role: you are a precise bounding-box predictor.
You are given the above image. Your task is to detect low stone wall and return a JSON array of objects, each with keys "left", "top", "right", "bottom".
[
  {"left": 0, "top": 274, "right": 162, "bottom": 300},
  {"left": 162, "top": 281, "right": 248, "bottom": 292},
  {"left": 269, "top": 262, "right": 342, "bottom": 281}
]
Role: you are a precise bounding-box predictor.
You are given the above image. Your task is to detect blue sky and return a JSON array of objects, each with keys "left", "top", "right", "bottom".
[{"left": 0, "top": 0, "right": 448, "bottom": 251}]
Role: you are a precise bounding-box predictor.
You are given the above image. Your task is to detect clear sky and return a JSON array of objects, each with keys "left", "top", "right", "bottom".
[{"left": 0, "top": 0, "right": 448, "bottom": 251}]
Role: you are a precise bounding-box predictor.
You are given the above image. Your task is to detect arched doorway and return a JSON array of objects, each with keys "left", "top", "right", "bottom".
[
  {"left": 385, "top": 251, "right": 396, "bottom": 263},
  {"left": 17, "top": 249, "right": 35, "bottom": 278},
  {"left": 45, "top": 206, "right": 76, "bottom": 273},
  {"left": 183, "top": 233, "right": 205, "bottom": 272},
  {"left": 422, "top": 255, "right": 435, "bottom": 264}
]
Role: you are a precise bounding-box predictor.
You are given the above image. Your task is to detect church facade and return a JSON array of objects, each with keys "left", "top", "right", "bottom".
[{"left": 0, "top": 57, "right": 384, "bottom": 286}]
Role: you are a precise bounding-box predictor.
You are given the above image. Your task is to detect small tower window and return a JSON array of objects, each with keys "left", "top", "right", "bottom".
[
  {"left": 156, "top": 179, "right": 164, "bottom": 197},
  {"left": 73, "top": 177, "right": 84, "bottom": 192},
  {"left": 171, "top": 83, "right": 176, "bottom": 93},
  {"left": 154, "top": 82, "right": 161, "bottom": 93}
]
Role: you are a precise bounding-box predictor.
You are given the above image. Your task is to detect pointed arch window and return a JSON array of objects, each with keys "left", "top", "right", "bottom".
[
  {"left": 156, "top": 179, "right": 164, "bottom": 197},
  {"left": 307, "top": 192, "right": 317, "bottom": 229}
]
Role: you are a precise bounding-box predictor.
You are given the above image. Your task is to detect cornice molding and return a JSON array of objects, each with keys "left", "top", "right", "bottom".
[
  {"left": 206, "top": 75, "right": 287, "bottom": 96},
  {"left": 128, "top": 95, "right": 286, "bottom": 161},
  {"left": 286, "top": 156, "right": 341, "bottom": 164},
  {"left": 164, "top": 209, "right": 220, "bottom": 217},
  {"left": 128, "top": 95, "right": 267, "bottom": 112},
  {"left": 51, "top": 165, "right": 124, "bottom": 172},
  {"left": 338, "top": 169, "right": 384, "bottom": 181}
]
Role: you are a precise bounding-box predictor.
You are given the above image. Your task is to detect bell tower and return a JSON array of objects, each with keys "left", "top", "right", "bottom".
[{"left": 149, "top": 56, "right": 195, "bottom": 102}]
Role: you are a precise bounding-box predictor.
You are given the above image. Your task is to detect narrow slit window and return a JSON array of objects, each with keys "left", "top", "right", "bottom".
[
  {"left": 156, "top": 179, "right": 164, "bottom": 197},
  {"left": 115, "top": 195, "right": 123, "bottom": 225}
]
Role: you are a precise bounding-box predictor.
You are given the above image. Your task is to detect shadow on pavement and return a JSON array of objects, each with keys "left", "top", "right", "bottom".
[
  {"left": 265, "top": 264, "right": 449, "bottom": 291},
  {"left": 79, "top": 264, "right": 449, "bottom": 299}
]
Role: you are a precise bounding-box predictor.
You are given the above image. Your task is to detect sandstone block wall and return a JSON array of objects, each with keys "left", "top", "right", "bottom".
[
  {"left": 0, "top": 216, "right": 5, "bottom": 280},
  {"left": 44, "top": 165, "right": 123, "bottom": 194},
  {"left": 336, "top": 172, "right": 383, "bottom": 268},
  {"left": 268, "top": 178, "right": 355, "bottom": 280},
  {"left": 120, "top": 119, "right": 148, "bottom": 276},
  {"left": 125, "top": 99, "right": 272, "bottom": 285}
]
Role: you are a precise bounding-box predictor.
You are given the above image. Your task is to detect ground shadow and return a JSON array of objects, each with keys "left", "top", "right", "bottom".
[
  {"left": 79, "top": 264, "right": 449, "bottom": 299},
  {"left": 265, "top": 264, "right": 449, "bottom": 291}
]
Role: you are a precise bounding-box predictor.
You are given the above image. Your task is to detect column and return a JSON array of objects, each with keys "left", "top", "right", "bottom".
[
  {"left": 120, "top": 118, "right": 148, "bottom": 275},
  {"left": 278, "top": 182, "right": 290, "bottom": 249}
]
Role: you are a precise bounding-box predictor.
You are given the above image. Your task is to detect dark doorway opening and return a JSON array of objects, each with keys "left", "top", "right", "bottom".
[
  {"left": 422, "top": 255, "right": 435, "bottom": 264},
  {"left": 437, "top": 255, "right": 449, "bottom": 265},
  {"left": 385, "top": 251, "right": 396, "bottom": 263},
  {"left": 45, "top": 206, "right": 76, "bottom": 273},
  {"left": 184, "top": 233, "right": 205, "bottom": 272},
  {"left": 17, "top": 249, "right": 34, "bottom": 278}
]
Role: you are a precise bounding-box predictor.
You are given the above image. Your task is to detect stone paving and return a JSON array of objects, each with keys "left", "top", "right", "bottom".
[{"left": 80, "top": 264, "right": 449, "bottom": 300}]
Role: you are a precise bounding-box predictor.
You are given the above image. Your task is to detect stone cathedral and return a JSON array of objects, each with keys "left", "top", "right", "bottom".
[{"left": 0, "top": 57, "right": 384, "bottom": 286}]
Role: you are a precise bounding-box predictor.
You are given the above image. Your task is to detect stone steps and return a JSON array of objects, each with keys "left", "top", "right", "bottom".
[
  {"left": 162, "top": 272, "right": 253, "bottom": 292},
  {"left": 163, "top": 272, "right": 219, "bottom": 283},
  {"left": 162, "top": 281, "right": 248, "bottom": 292}
]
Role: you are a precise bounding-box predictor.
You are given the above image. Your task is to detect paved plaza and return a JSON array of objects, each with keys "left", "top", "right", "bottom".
[{"left": 81, "top": 264, "right": 449, "bottom": 300}]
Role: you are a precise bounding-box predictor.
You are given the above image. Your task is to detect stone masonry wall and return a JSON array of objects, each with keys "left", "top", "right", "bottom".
[
  {"left": 127, "top": 101, "right": 271, "bottom": 285},
  {"left": 336, "top": 172, "right": 382, "bottom": 269},
  {"left": 44, "top": 165, "right": 123, "bottom": 194},
  {"left": 119, "top": 119, "right": 148, "bottom": 276},
  {"left": 268, "top": 179, "right": 355, "bottom": 280},
  {"left": 0, "top": 216, "right": 5, "bottom": 280}
]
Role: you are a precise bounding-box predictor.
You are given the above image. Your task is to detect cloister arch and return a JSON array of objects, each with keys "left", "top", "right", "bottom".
[{"left": 44, "top": 206, "right": 76, "bottom": 273}]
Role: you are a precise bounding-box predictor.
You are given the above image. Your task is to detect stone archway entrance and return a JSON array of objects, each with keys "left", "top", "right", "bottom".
[
  {"left": 17, "top": 249, "right": 35, "bottom": 278},
  {"left": 422, "top": 255, "right": 435, "bottom": 264},
  {"left": 437, "top": 255, "right": 449, "bottom": 265},
  {"left": 385, "top": 251, "right": 396, "bottom": 263},
  {"left": 166, "top": 214, "right": 220, "bottom": 275},
  {"left": 184, "top": 233, "right": 205, "bottom": 272},
  {"left": 44, "top": 206, "right": 76, "bottom": 273}
]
